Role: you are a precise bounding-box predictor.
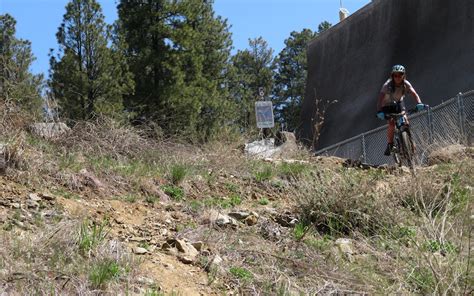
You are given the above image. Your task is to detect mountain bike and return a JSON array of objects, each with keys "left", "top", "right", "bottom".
[{"left": 383, "top": 105, "right": 428, "bottom": 174}]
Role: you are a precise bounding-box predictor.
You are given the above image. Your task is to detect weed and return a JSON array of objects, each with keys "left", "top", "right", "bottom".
[
  {"left": 258, "top": 198, "right": 269, "bottom": 205},
  {"left": 225, "top": 182, "right": 239, "bottom": 193},
  {"left": 59, "top": 152, "right": 82, "bottom": 172},
  {"left": 449, "top": 173, "right": 471, "bottom": 213},
  {"left": 293, "top": 222, "right": 309, "bottom": 240},
  {"left": 122, "top": 194, "right": 138, "bottom": 203},
  {"left": 277, "top": 162, "right": 308, "bottom": 179},
  {"left": 304, "top": 235, "right": 332, "bottom": 251},
  {"left": 229, "top": 266, "right": 253, "bottom": 281},
  {"left": 33, "top": 212, "right": 44, "bottom": 227},
  {"left": 406, "top": 266, "right": 435, "bottom": 294},
  {"left": 270, "top": 180, "right": 285, "bottom": 189},
  {"left": 188, "top": 200, "right": 202, "bottom": 212},
  {"left": 394, "top": 225, "right": 417, "bottom": 245},
  {"left": 170, "top": 164, "right": 187, "bottom": 185},
  {"left": 52, "top": 188, "right": 80, "bottom": 200},
  {"left": 78, "top": 219, "right": 108, "bottom": 255},
  {"left": 255, "top": 165, "right": 273, "bottom": 182},
  {"left": 144, "top": 288, "right": 163, "bottom": 296},
  {"left": 176, "top": 221, "right": 197, "bottom": 232},
  {"left": 89, "top": 258, "right": 121, "bottom": 289},
  {"left": 139, "top": 242, "right": 151, "bottom": 251},
  {"left": 145, "top": 195, "right": 158, "bottom": 204},
  {"left": 229, "top": 194, "right": 242, "bottom": 207},
  {"left": 199, "top": 195, "right": 242, "bottom": 209},
  {"left": 12, "top": 210, "right": 21, "bottom": 221},
  {"left": 2, "top": 221, "right": 13, "bottom": 231},
  {"left": 422, "top": 240, "right": 457, "bottom": 254},
  {"left": 162, "top": 185, "right": 185, "bottom": 201}
]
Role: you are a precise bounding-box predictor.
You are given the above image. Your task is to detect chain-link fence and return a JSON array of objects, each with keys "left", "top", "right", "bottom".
[{"left": 316, "top": 91, "right": 473, "bottom": 165}]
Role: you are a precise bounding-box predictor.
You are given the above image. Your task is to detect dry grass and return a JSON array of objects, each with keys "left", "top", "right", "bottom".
[
  {"left": 292, "top": 159, "right": 473, "bottom": 295},
  {"left": 0, "top": 220, "right": 141, "bottom": 294},
  {"left": 0, "top": 111, "right": 471, "bottom": 295}
]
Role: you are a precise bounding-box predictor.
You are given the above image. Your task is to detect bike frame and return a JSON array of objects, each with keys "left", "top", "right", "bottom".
[{"left": 384, "top": 108, "right": 417, "bottom": 170}]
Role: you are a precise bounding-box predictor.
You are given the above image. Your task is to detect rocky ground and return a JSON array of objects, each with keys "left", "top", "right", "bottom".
[{"left": 0, "top": 120, "right": 472, "bottom": 295}]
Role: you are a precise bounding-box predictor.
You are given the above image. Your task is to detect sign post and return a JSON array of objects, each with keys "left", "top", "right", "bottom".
[{"left": 255, "top": 87, "right": 274, "bottom": 139}]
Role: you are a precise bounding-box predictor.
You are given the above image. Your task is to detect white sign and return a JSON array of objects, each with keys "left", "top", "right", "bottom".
[{"left": 255, "top": 101, "right": 274, "bottom": 128}]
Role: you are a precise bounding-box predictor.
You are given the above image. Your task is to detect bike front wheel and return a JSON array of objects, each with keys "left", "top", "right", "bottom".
[
  {"left": 401, "top": 131, "right": 415, "bottom": 173},
  {"left": 392, "top": 139, "right": 402, "bottom": 167}
]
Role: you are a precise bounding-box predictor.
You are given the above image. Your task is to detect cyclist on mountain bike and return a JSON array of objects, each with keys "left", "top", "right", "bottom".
[{"left": 376, "top": 65, "right": 425, "bottom": 156}]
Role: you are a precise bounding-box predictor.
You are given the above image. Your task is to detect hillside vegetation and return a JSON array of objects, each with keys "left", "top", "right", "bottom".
[{"left": 0, "top": 108, "right": 472, "bottom": 295}]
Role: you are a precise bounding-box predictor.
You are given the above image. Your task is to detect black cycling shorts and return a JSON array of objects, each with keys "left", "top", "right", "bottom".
[{"left": 382, "top": 102, "right": 405, "bottom": 114}]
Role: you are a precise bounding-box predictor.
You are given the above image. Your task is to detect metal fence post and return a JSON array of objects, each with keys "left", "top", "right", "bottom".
[
  {"left": 427, "top": 106, "right": 434, "bottom": 144},
  {"left": 456, "top": 92, "right": 467, "bottom": 144},
  {"left": 361, "top": 134, "right": 367, "bottom": 163}
]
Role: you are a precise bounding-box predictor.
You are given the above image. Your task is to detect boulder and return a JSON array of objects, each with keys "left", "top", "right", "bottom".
[
  {"left": 207, "top": 210, "right": 238, "bottom": 228},
  {"left": 79, "top": 168, "right": 104, "bottom": 190}
]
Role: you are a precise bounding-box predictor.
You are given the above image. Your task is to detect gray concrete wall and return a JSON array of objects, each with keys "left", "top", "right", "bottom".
[{"left": 301, "top": 0, "right": 474, "bottom": 149}]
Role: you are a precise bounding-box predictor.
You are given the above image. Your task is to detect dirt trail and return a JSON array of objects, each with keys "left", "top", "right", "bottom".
[{"left": 57, "top": 196, "right": 216, "bottom": 294}]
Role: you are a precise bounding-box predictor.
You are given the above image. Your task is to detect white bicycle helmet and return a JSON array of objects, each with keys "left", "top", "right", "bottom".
[{"left": 391, "top": 64, "right": 406, "bottom": 74}]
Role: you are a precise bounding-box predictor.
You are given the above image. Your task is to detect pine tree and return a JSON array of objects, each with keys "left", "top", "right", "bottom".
[
  {"left": 50, "top": 0, "right": 133, "bottom": 121},
  {"left": 118, "top": 0, "right": 235, "bottom": 140},
  {"left": 229, "top": 37, "right": 275, "bottom": 131},
  {"left": 273, "top": 22, "right": 331, "bottom": 132},
  {"left": 273, "top": 29, "right": 317, "bottom": 131},
  {"left": 0, "top": 14, "right": 43, "bottom": 112}
]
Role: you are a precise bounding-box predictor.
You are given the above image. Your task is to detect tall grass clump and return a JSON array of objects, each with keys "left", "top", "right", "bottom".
[
  {"left": 296, "top": 168, "right": 398, "bottom": 236},
  {"left": 254, "top": 165, "right": 274, "bottom": 182},
  {"left": 78, "top": 219, "right": 108, "bottom": 255},
  {"left": 170, "top": 163, "right": 188, "bottom": 185}
]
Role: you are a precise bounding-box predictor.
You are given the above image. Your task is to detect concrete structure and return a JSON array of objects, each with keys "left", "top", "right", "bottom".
[{"left": 301, "top": 0, "right": 474, "bottom": 149}]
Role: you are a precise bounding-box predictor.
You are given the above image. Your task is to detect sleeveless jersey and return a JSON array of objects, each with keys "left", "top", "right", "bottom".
[{"left": 380, "top": 79, "right": 415, "bottom": 106}]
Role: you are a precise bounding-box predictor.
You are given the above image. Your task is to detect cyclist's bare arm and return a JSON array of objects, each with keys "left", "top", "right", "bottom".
[{"left": 406, "top": 81, "right": 422, "bottom": 104}]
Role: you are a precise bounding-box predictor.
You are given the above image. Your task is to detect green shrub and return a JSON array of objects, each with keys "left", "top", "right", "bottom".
[
  {"left": 162, "top": 184, "right": 185, "bottom": 201},
  {"left": 229, "top": 266, "right": 253, "bottom": 281}
]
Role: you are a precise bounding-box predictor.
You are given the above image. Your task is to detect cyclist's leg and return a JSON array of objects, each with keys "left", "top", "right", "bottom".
[
  {"left": 385, "top": 119, "right": 395, "bottom": 155},
  {"left": 387, "top": 119, "right": 395, "bottom": 143}
]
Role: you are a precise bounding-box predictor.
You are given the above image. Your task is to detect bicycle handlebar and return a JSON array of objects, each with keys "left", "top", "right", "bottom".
[{"left": 377, "top": 104, "right": 430, "bottom": 119}]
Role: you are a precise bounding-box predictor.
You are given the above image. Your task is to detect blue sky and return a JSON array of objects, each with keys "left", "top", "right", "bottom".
[{"left": 1, "top": 0, "right": 370, "bottom": 76}]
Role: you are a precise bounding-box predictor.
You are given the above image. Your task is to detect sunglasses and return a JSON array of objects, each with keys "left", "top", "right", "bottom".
[{"left": 393, "top": 73, "right": 404, "bottom": 78}]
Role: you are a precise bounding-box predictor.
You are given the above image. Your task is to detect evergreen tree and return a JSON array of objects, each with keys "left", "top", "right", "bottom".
[
  {"left": 229, "top": 37, "right": 274, "bottom": 131},
  {"left": 118, "top": 0, "right": 235, "bottom": 140},
  {"left": 273, "top": 29, "right": 316, "bottom": 131},
  {"left": 0, "top": 14, "right": 43, "bottom": 112},
  {"left": 273, "top": 22, "right": 332, "bottom": 132},
  {"left": 318, "top": 21, "right": 332, "bottom": 34},
  {"left": 49, "top": 0, "right": 133, "bottom": 121}
]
